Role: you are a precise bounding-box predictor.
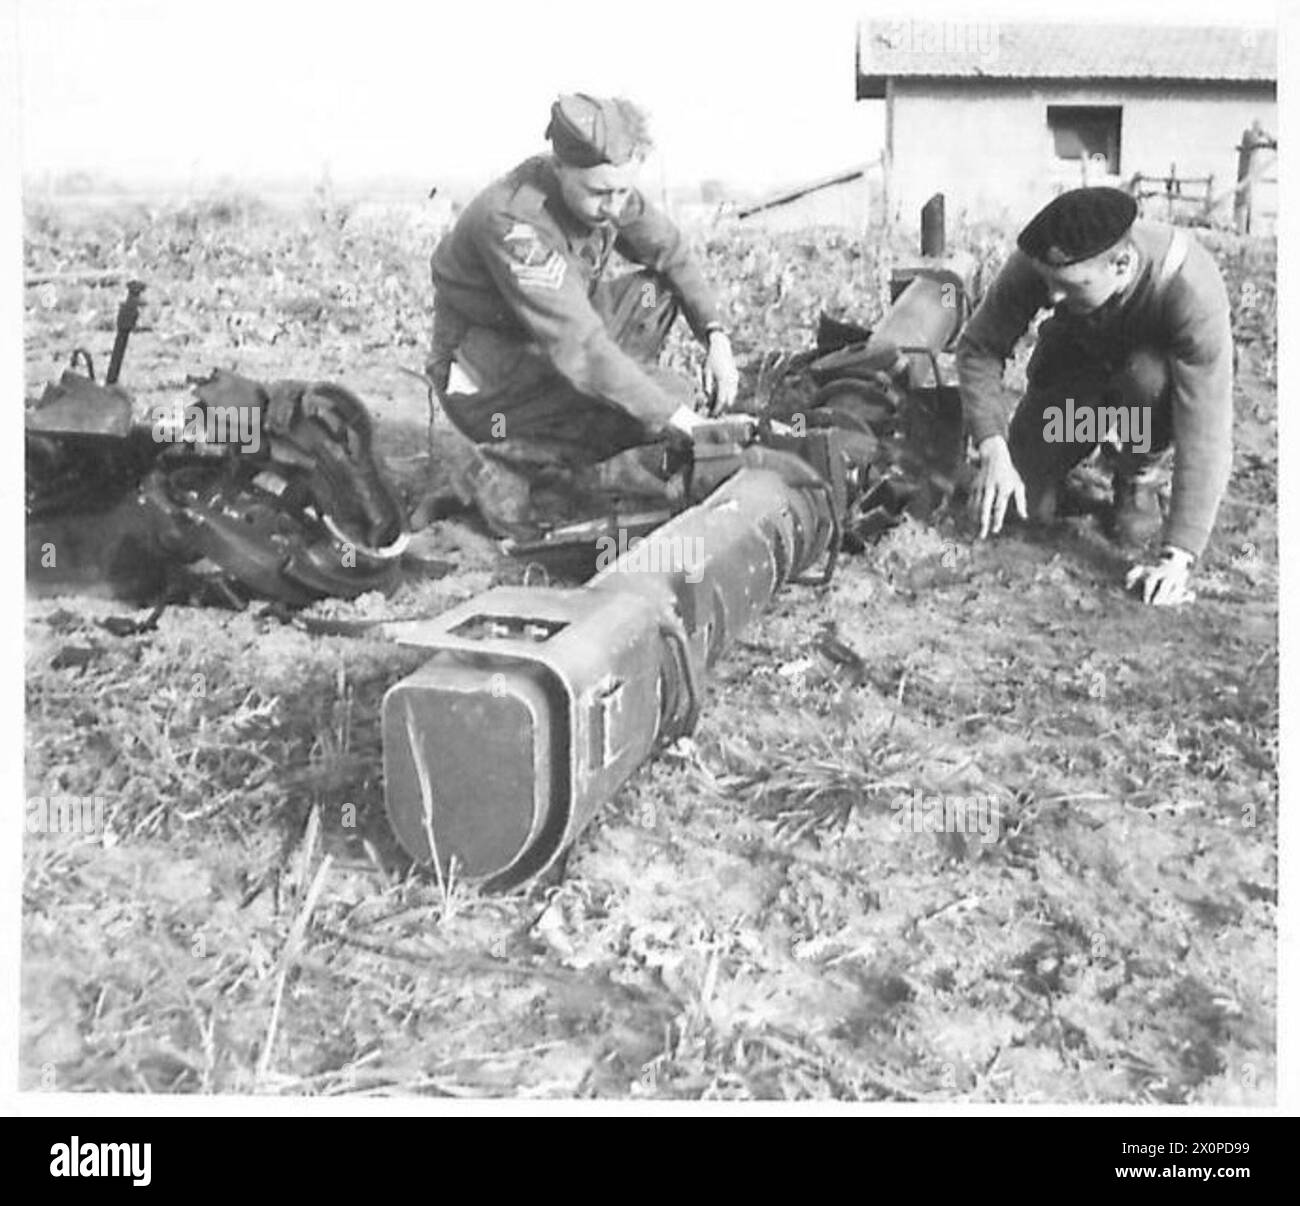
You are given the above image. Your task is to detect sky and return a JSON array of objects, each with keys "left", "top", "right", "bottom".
[
  {"left": 14, "top": 0, "right": 878, "bottom": 193},
  {"left": 11, "top": 0, "right": 1282, "bottom": 195}
]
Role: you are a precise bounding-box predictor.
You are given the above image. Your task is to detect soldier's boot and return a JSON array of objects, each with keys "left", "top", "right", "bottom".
[
  {"left": 469, "top": 452, "right": 544, "bottom": 540},
  {"left": 1017, "top": 466, "right": 1105, "bottom": 527},
  {"left": 440, "top": 425, "right": 540, "bottom": 541},
  {"left": 1107, "top": 467, "right": 1164, "bottom": 548}
]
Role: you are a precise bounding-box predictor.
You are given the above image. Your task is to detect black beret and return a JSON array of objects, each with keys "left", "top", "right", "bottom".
[
  {"left": 1017, "top": 187, "right": 1138, "bottom": 267},
  {"left": 545, "top": 94, "right": 647, "bottom": 168}
]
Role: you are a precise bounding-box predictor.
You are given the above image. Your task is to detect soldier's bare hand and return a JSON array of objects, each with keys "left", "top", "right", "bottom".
[
  {"left": 703, "top": 332, "right": 739, "bottom": 415},
  {"left": 972, "top": 435, "right": 1027, "bottom": 538}
]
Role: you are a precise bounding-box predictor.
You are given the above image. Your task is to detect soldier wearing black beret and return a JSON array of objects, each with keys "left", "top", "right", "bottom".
[
  {"left": 957, "top": 186, "right": 1234, "bottom": 606},
  {"left": 428, "top": 93, "right": 738, "bottom": 539}
]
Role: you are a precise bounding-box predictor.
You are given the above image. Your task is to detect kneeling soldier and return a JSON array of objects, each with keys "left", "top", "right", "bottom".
[
  {"left": 957, "top": 186, "right": 1233, "bottom": 605},
  {"left": 427, "top": 92, "right": 738, "bottom": 539}
]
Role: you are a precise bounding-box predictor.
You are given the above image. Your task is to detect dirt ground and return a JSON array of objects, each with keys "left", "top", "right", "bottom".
[{"left": 21, "top": 197, "right": 1277, "bottom": 1101}]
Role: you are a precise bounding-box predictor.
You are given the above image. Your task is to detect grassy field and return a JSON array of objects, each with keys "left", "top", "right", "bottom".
[{"left": 21, "top": 194, "right": 1277, "bottom": 1101}]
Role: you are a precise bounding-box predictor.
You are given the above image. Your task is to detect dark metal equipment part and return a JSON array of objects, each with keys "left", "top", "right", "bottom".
[
  {"left": 809, "top": 263, "right": 973, "bottom": 386},
  {"left": 921, "top": 192, "right": 946, "bottom": 258},
  {"left": 107, "top": 281, "right": 146, "bottom": 385},
  {"left": 26, "top": 299, "right": 410, "bottom": 607}
]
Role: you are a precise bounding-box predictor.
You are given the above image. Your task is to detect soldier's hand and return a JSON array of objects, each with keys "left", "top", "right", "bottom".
[
  {"left": 703, "top": 331, "right": 739, "bottom": 415},
  {"left": 1125, "top": 547, "right": 1195, "bottom": 606},
  {"left": 972, "top": 435, "right": 1027, "bottom": 538},
  {"left": 665, "top": 404, "right": 705, "bottom": 444}
]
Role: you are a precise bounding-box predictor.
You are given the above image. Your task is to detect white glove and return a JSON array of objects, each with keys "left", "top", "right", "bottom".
[
  {"left": 1125, "top": 546, "right": 1196, "bottom": 606},
  {"left": 702, "top": 331, "right": 739, "bottom": 414}
]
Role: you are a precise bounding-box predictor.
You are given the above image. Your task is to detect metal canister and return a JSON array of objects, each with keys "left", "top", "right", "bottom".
[{"left": 381, "top": 455, "right": 841, "bottom": 889}]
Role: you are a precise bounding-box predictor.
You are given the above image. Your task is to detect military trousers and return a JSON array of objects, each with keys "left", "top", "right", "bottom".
[
  {"left": 438, "top": 269, "right": 692, "bottom": 467},
  {"left": 1008, "top": 319, "right": 1174, "bottom": 522}
]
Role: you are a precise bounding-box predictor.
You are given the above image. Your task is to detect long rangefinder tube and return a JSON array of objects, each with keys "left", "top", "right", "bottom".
[
  {"left": 383, "top": 206, "right": 974, "bottom": 889},
  {"left": 382, "top": 442, "right": 842, "bottom": 889}
]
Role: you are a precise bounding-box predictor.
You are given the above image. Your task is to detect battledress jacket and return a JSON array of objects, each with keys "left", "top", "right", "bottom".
[
  {"left": 956, "top": 220, "right": 1234, "bottom": 556},
  {"left": 429, "top": 156, "right": 721, "bottom": 432}
]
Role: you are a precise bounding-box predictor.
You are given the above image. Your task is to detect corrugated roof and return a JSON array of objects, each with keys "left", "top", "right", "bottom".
[{"left": 856, "top": 20, "right": 1277, "bottom": 95}]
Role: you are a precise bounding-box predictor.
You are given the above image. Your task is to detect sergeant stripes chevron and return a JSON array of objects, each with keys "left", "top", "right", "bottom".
[{"left": 509, "top": 250, "right": 567, "bottom": 290}]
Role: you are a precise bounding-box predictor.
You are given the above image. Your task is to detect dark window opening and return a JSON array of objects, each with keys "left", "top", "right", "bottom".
[{"left": 1047, "top": 105, "right": 1123, "bottom": 174}]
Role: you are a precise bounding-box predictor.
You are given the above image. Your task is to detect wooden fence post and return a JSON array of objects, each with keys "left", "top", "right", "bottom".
[{"left": 1233, "top": 123, "right": 1277, "bottom": 235}]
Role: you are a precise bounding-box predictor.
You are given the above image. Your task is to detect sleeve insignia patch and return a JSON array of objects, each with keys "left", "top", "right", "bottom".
[
  {"left": 502, "top": 222, "right": 555, "bottom": 265},
  {"left": 497, "top": 221, "right": 567, "bottom": 288},
  {"left": 509, "top": 250, "right": 568, "bottom": 291}
]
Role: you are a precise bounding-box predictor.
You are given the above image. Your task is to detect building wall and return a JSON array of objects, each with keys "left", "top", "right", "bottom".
[
  {"left": 737, "top": 172, "right": 877, "bottom": 234},
  {"left": 885, "top": 79, "right": 1276, "bottom": 231}
]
